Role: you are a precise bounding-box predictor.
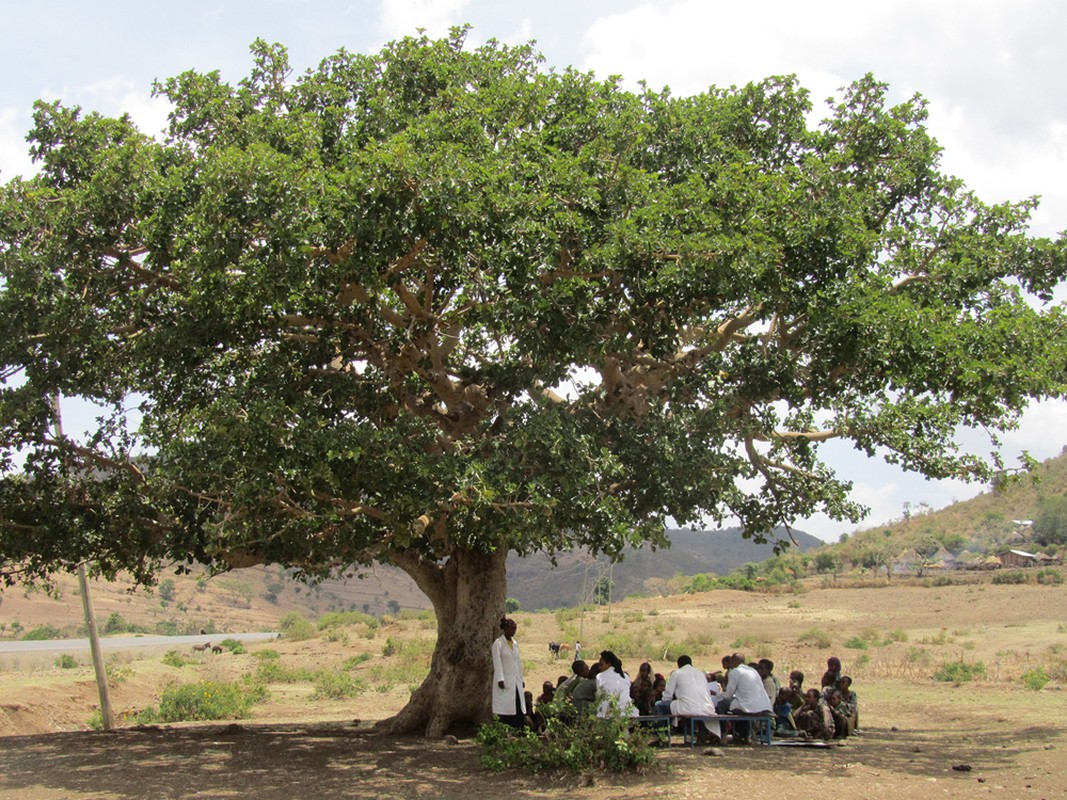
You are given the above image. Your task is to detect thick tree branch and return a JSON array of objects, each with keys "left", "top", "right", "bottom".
[{"left": 40, "top": 438, "right": 146, "bottom": 483}]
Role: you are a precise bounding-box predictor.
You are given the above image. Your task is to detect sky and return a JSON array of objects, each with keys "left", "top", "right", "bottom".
[{"left": 1, "top": 0, "right": 1065, "bottom": 541}]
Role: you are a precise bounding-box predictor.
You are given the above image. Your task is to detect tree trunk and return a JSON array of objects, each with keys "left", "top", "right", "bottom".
[{"left": 375, "top": 546, "right": 508, "bottom": 737}]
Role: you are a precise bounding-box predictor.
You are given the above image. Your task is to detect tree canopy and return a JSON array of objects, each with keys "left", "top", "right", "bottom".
[{"left": 2, "top": 29, "right": 1066, "bottom": 734}]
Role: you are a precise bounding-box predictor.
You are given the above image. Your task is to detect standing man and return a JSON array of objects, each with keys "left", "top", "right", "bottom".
[
  {"left": 716, "top": 652, "right": 772, "bottom": 743},
  {"left": 491, "top": 616, "right": 526, "bottom": 728},
  {"left": 574, "top": 640, "right": 582, "bottom": 661},
  {"left": 655, "top": 655, "right": 720, "bottom": 743}
]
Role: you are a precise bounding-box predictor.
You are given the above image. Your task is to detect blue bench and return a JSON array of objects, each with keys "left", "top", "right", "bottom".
[
  {"left": 634, "top": 713, "right": 774, "bottom": 747},
  {"left": 684, "top": 713, "right": 774, "bottom": 746}
]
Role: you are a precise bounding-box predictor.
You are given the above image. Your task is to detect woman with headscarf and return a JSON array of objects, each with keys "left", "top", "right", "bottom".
[{"left": 491, "top": 617, "right": 526, "bottom": 727}]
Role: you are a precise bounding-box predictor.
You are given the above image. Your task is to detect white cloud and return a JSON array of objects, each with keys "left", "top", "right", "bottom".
[
  {"left": 377, "top": 0, "right": 473, "bottom": 41},
  {"left": 579, "top": 0, "right": 1067, "bottom": 237},
  {"left": 1, "top": 78, "right": 171, "bottom": 182},
  {"left": 67, "top": 77, "right": 172, "bottom": 141},
  {"left": 0, "top": 107, "right": 34, "bottom": 181}
]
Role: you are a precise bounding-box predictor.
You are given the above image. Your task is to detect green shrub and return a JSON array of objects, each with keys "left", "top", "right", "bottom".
[
  {"left": 883, "top": 629, "right": 908, "bottom": 644},
  {"left": 992, "top": 570, "right": 1028, "bottom": 585},
  {"left": 798, "top": 628, "right": 832, "bottom": 649},
  {"left": 55, "top": 654, "right": 78, "bottom": 669},
  {"left": 162, "top": 650, "right": 189, "bottom": 668},
  {"left": 843, "top": 636, "right": 868, "bottom": 650},
  {"left": 146, "top": 680, "right": 267, "bottom": 722},
  {"left": 1036, "top": 568, "right": 1063, "bottom": 585},
  {"left": 1021, "top": 667, "right": 1049, "bottom": 691},
  {"left": 218, "top": 638, "right": 246, "bottom": 654},
  {"left": 311, "top": 670, "right": 366, "bottom": 700},
  {"left": 279, "top": 612, "right": 316, "bottom": 641},
  {"left": 22, "top": 624, "right": 64, "bottom": 641},
  {"left": 477, "top": 710, "right": 657, "bottom": 774},
  {"left": 255, "top": 658, "right": 315, "bottom": 683},
  {"left": 317, "top": 611, "right": 379, "bottom": 630},
  {"left": 343, "top": 652, "right": 373, "bottom": 670},
  {"left": 933, "top": 660, "right": 986, "bottom": 683},
  {"left": 254, "top": 649, "right": 280, "bottom": 661},
  {"left": 371, "top": 637, "right": 434, "bottom": 684},
  {"left": 102, "top": 613, "right": 131, "bottom": 635},
  {"left": 153, "top": 620, "right": 180, "bottom": 636},
  {"left": 596, "top": 630, "right": 657, "bottom": 659}
]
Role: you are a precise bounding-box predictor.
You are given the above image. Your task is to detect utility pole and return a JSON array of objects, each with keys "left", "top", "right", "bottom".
[
  {"left": 54, "top": 394, "right": 113, "bottom": 730},
  {"left": 78, "top": 561, "right": 114, "bottom": 730}
]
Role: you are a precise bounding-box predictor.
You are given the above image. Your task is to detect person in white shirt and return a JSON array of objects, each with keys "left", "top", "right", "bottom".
[
  {"left": 655, "top": 655, "right": 720, "bottom": 742},
  {"left": 491, "top": 617, "right": 526, "bottom": 727},
  {"left": 595, "top": 650, "right": 637, "bottom": 718},
  {"left": 715, "top": 652, "right": 772, "bottom": 743}
]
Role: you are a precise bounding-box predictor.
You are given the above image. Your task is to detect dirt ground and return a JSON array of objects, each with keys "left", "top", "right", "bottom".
[{"left": 1, "top": 579, "right": 1065, "bottom": 799}]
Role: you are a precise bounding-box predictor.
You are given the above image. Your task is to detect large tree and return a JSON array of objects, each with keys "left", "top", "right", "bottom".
[{"left": 2, "top": 31, "right": 1065, "bottom": 735}]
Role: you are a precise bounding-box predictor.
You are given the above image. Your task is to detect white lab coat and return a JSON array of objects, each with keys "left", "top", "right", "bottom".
[{"left": 491, "top": 634, "right": 527, "bottom": 716}]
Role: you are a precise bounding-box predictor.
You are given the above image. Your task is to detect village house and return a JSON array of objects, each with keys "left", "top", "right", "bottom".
[{"left": 997, "top": 549, "right": 1041, "bottom": 568}]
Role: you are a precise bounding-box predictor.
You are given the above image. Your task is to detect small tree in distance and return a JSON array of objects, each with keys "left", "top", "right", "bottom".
[{"left": 2, "top": 30, "right": 1065, "bottom": 736}]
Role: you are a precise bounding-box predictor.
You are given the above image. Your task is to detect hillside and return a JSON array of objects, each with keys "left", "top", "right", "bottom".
[
  {"left": 505, "top": 527, "right": 823, "bottom": 609},
  {"left": 0, "top": 526, "right": 821, "bottom": 636},
  {"left": 0, "top": 563, "right": 428, "bottom": 640},
  {"left": 5, "top": 448, "right": 1064, "bottom": 635},
  {"left": 811, "top": 446, "right": 1067, "bottom": 574}
]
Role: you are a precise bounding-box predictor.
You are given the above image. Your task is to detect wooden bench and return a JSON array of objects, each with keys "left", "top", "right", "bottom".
[{"left": 633, "top": 713, "right": 774, "bottom": 747}]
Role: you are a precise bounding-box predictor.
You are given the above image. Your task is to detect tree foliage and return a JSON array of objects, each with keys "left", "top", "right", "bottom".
[
  {"left": 2, "top": 29, "right": 1066, "bottom": 734},
  {"left": 1033, "top": 495, "right": 1067, "bottom": 546}
]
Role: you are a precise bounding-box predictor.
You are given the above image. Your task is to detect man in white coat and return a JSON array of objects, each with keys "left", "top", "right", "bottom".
[
  {"left": 491, "top": 616, "right": 526, "bottom": 727},
  {"left": 655, "top": 654, "right": 720, "bottom": 743},
  {"left": 716, "top": 652, "right": 772, "bottom": 743}
]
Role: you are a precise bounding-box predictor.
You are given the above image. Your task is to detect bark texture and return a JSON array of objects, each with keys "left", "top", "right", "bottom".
[{"left": 375, "top": 546, "right": 508, "bottom": 737}]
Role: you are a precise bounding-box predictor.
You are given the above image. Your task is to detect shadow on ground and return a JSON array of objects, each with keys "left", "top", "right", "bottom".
[{"left": 0, "top": 720, "right": 1058, "bottom": 800}]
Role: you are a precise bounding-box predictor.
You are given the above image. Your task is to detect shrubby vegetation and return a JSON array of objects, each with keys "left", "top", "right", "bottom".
[
  {"left": 992, "top": 570, "right": 1028, "bottom": 585},
  {"left": 138, "top": 680, "right": 268, "bottom": 723},
  {"left": 21, "top": 624, "right": 64, "bottom": 640},
  {"left": 278, "top": 612, "right": 317, "bottom": 641},
  {"left": 162, "top": 650, "right": 190, "bottom": 668},
  {"left": 477, "top": 707, "right": 657, "bottom": 774},
  {"left": 933, "top": 660, "right": 987, "bottom": 683},
  {"left": 1021, "top": 667, "right": 1049, "bottom": 691}
]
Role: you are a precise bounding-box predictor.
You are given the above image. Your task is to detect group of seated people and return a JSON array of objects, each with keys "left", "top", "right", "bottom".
[
  {"left": 526, "top": 650, "right": 858, "bottom": 745},
  {"left": 784, "top": 656, "right": 859, "bottom": 740}
]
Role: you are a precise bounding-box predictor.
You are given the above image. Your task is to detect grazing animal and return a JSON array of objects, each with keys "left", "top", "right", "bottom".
[
  {"left": 548, "top": 642, "right": 561, "bottom": 658},
  {"left": 192, "top": 642, "right": 211, "bottom": 653},
  {"left": 211, "top": 645, "right": 223, "bottom": 654},
  {"left": 558, "top": 643, "right": 570, "bottom": 653}
]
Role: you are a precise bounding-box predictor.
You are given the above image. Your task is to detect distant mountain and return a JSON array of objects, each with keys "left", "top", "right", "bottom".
[{"left": 505, "top": 527, "right": 823, "bottom": 610}]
